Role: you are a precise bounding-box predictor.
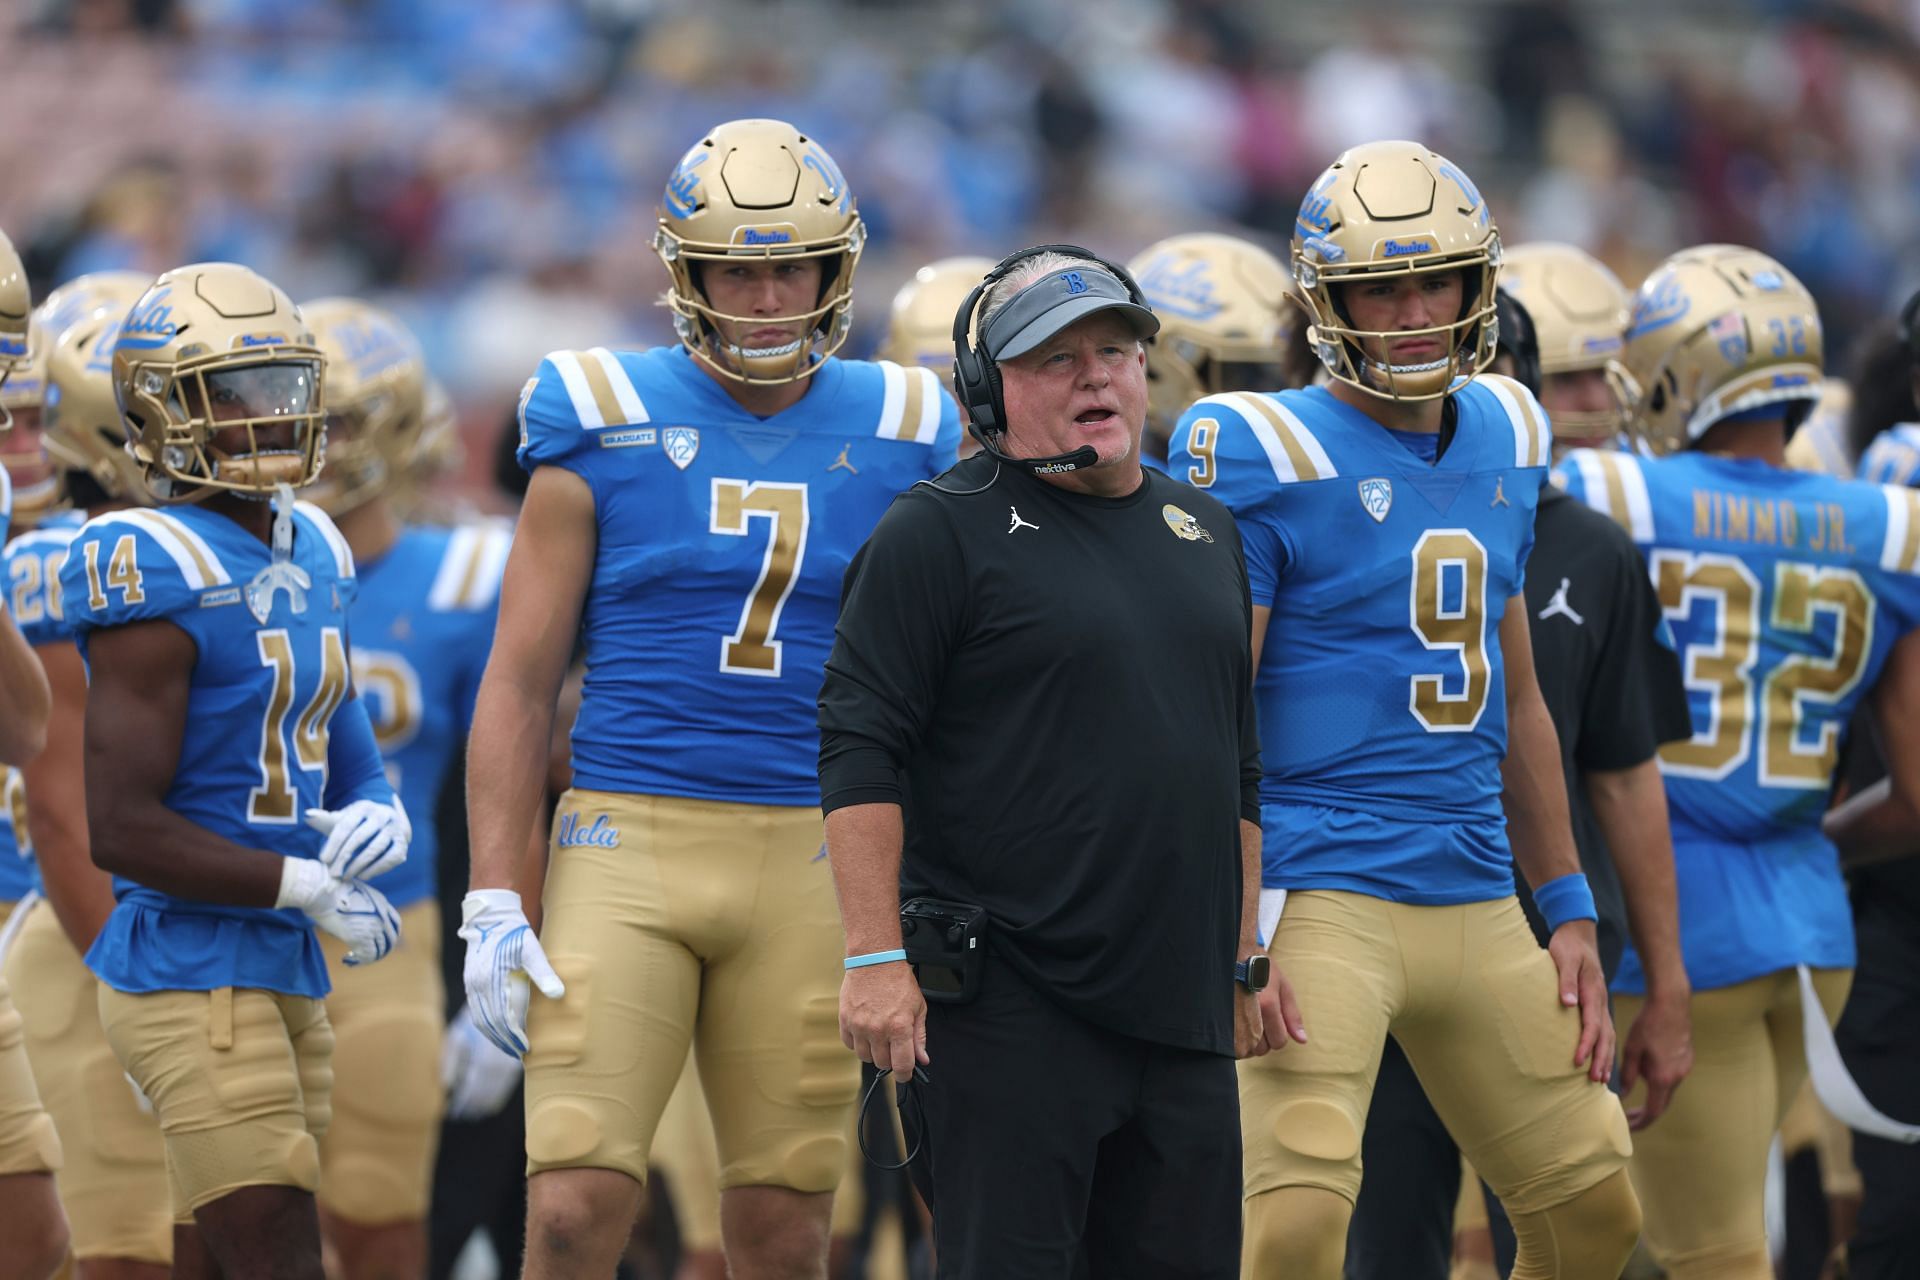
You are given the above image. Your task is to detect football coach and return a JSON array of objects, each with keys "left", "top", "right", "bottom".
[{"left": 817, "top": 244, "right": 1304, "bottom": 1279}]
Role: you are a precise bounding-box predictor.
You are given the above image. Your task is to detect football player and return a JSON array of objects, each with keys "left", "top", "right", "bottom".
[
  {"left": 1556, "top": 246, "right": 1920, "bottom": 1279},
  {"left": 1497, "top": 242, "right": 1638, "bottom": 459},
  {"left": 462, "top": 119, "right": 960, "bottom": 1276},
  {"left": 301, "top": 297, "right": 514, "bottom": 1280},
  {"left": 60, "top": 263, "right": 410, "bottom": 1277},
  {"left": 0, "top": 225, "right": 63, "bottom": 1280},
  {"left": 1168, "top": 141, "right": 1642, "bottom": 1280},
  {"left": 1128, "top": 231, "right": 1295, "bottom": 457},
  {"left": 3, "top": 271, "right": 178, "bottom": 1279}
]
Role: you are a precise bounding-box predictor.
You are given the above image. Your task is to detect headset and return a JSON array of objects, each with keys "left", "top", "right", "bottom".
[
  {"left": 950, "top": 243, "right": 1152, "bottom": 475},
  {"left": 1493, "top": 286, "right": 1541, "bottom": 398}
]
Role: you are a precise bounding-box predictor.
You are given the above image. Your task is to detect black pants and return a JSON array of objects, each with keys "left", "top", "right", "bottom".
[
  {"left": 899, "top": 959, "right": 1241, "bottom": 1279},
  {"left": 1836, "top": 925, "right": 1920, "bottom": 1280}
]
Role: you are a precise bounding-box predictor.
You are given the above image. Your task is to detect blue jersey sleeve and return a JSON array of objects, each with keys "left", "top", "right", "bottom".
[
  {"left": 4, "top": 529, "right": 79, "bottom": 648},
  {"left": 1168, "top": 395, "right": 1294, "bottom": 606},
  {"left": 59, "top": 512, "right": 220, "bottom": 639},
  {"left": 930, "top": 388, "right": 963, "bottom": 471},
  {"left": 515, "top": 355, "right": 595, "bottom": 480}
]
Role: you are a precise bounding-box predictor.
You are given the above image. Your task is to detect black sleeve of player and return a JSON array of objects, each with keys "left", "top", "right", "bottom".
[
  {"left": 818, "top": 492, "right": 970, "bottom": 814},
  {"left": 1576, "top": 535, "right": 1693, "bottom": 773}
]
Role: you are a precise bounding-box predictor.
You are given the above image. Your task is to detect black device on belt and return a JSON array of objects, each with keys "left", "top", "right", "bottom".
[{"left": 900, "top": 897, "right": 988, "bottom": 1004}]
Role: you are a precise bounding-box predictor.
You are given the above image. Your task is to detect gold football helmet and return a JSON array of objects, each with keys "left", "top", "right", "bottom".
[
  {"left": 43, "top": 275, "right": 158, "bottom": 504},
  {"left": 1499, "top": 243, "right": 1636, "bottom": 447},
  {"left": 3, "top": 273, "right": 151, "bottom": 522},
  {"left": 301, "top": 297, "right": 427, "bottom": 514},
  {"left": 1290, "top": 140, "right": 1500, "bottom": 401},
  {"left": 113, "top": 263, "right": 327, "bottom": 500},
  {"left": 0, "top": 228, "right": 32, "bottom": 426},
  {"left": 1625, "top": 245, "right": 1823, "bottom": 454},
  {"left": 878, "top": 256, "right": 995, "bottom": 370},
  {"left": 1129, "top": 233, "right": 1293, "bottom": 434},
  {"left": 654, "top": 118, "right": 864, "bottom": 384}
]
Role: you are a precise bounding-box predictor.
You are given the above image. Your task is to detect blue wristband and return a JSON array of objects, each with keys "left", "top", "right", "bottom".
[
  {"left": 1534, "top": 873, "right": 1598, "bottom": 933},
  {"left": 844, "top": 949, "right": 908, "bottom": 970}
]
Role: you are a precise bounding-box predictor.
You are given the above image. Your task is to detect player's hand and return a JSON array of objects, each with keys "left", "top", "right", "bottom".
[
  {"left": 305, "top": 798, "right": 410, "bottom": 882},
  {"left": 441, "top": 1002, "right": 524, "bottom": 1120},
  {"left": 1245, "top": 963, "right": 1308, "bottom": 1059},
  {"left": 840, "top": 960, "right": 928, "bottom": 1081},
  {"left": 1620, "top": 986, "right": 1693, "bottom": 1129},
  {"left": 1548, "top": 919, "right": 1613, "bottom": 1082},
  {"left": 458, "top": 888, "right": 564, "bottom": 1058},
  {"left": 276, "top": 857, "right": 402, "bottom": 966}
]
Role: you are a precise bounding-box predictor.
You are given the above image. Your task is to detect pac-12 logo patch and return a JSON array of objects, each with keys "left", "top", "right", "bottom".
[
  {"left": 663, "top": 427, "right": 700, "bottom": 470},
  {"left": 1162, "top": 503, "right": 1214, "bottom": 542},
  {"left": 1359, "top": 478, "right": 1392, "bottom": 523}
]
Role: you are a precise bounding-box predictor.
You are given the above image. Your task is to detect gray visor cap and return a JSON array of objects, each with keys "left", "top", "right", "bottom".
[{"left": 982, "top": 266, "right": 1160, "bottom": 362}]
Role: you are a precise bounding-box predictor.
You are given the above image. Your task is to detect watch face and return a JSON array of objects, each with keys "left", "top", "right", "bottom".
[{"left": 1245, "top": 954, "right": 1271, "bottom": 992}]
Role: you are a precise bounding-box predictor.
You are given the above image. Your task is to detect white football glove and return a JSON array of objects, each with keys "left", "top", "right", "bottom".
[
  {"left": 441, "top": 1003, "right": 524, "bottom": 1120},
  {"left": 277, "top": 857, "right": 402, "bottom": 966},
  {"left": 304, "top": 798, "right": 411, "bottom": 882},
  {"left": 458, "top": 889, "right": 564, "bottom": 1058}
]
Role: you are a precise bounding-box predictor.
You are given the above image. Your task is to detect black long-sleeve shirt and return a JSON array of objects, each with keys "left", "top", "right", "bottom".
[{"left": 818, "top": 455, "right": 1259, "bottom": 1055}]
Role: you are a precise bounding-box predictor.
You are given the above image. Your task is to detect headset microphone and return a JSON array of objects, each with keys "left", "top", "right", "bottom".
[{"left": 965, "top": 425, "right": 1098, "bottom": 475}]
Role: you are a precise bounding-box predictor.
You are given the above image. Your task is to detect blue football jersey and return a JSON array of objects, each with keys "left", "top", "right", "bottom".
[
  {"left": 61, "top": 501, "right": 364, "bottom": 998},
  {"left": 518, "top": 345, "right": 961, "bottom": 803},
  {"left": 0, "top": 514, "right": 85, "bottom": 899},
  {"left": 1557, "top": 447, "right": 1920, "bottom": 992},
  {"left": 1168, "top": 377, "right": 1553, "bottom": 902},
  {"left": 348, "top": 521, "right": 506, "bottom": 908},
  {"left": 1858, "top": 423, "right": 1920, "bottom": 487}
]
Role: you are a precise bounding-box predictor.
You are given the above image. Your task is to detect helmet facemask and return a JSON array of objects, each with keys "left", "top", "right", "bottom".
[
  {"left": 1298, "top": 245, "right": 1501, "bottom": 402},
  {"left": 121, "top": 352, "right": 327, "bottom": 501},
  {"left": 656, "top": 225, "right": 863, "bottom": 385}
]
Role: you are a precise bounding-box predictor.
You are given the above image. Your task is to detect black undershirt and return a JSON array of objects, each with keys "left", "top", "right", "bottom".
[{"left": 818, "top": 454, "right": 1261, "bottom": 1055}]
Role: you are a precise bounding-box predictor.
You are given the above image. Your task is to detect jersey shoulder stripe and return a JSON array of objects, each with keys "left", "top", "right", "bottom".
[
  {"left": 93, "top": 508, "right": 232, "bottom": 588},
  {"left": 1878, "top": 484, "right": 1920, "bottom": 574},
  {"left": 428, "top": 520, "right": 513, "bottom": 611},
  {"left": 1475, "top": 374, "right": 1552, "bottom": 468},
  {"left": 1566, "top": 448, "right": 1654, "bottom": 541},
  {"left": 547, "top": 348, "right": 649, "bottom": 429},
  {"left": 293, "top": 502, "right": 355, "bottom": 582},
  {"left": 1197, "top": 392, "right": 1338, "bottom": 483},
  {"left": 871, "top": 361, "right": 945, "bottom": 444}
]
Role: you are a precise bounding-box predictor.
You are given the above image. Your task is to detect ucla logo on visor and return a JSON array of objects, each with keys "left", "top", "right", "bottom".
[{"left": 1061, "top": 271, "right": 1088, "bottom": 295}]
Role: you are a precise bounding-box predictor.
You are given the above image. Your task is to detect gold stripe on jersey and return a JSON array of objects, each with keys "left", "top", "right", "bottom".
[
  {"left": 1236, "top": 394, "right": 1328, "bottom": 483},
  {"left": 1591, "top": 452, "right": 1633, "bottom": 535},
  {"left": 897, "top": 364, "right": 927, "bottom": 442},
  {"left": 573, "top": 352, "right": 630, "bottom": 429},
  {"left": 1882, "top": 486, "right": 1920, "bottom": 574},
  {"left": 118, "top": 510, "right": 227, "bottom": 589}
]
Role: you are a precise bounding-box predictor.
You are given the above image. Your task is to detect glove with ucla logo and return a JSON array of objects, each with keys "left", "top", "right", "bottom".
[
  {"left": 304, "top": 797, "right": 410, "bottom": 882},
  {"left": 459, "top": 889, "right": 565, "bottom": 1058},
  {"left": 277, "top": 856, "right": 402, "bottom": 965}
]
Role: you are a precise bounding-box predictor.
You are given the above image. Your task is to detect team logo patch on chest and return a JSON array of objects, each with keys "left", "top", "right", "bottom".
[
  {"left": 1358, "top": 477, "right": 1393, "bottom": 523},
  {"left": 1162, "top": 503, "right": 1214, "bottom": 542},
  {"left": 663, "top": 427, "right": 701, "bottom": 470}
]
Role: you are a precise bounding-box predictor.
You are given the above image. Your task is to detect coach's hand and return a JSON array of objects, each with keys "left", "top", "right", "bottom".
[
  {"left": 459, "top": 888, "right": 565, "bottom": 1058},
  {"left": 1549, "top": 919, "right": 1614, "bottom": 1083},
  {"left": 1242, "top": 964, "right": 1308, "bottom": 1060},
  {"left": 1620, "top": 987, "right": 1693, "bottom": 1130},
  {"left": 842, "top": 961, "right": 928, "bottom": 1080}
]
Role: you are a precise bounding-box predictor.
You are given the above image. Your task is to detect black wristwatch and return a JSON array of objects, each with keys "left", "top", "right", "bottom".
[{"left": 1235, "top": 955, "right": 1270, "bottom": 994}]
